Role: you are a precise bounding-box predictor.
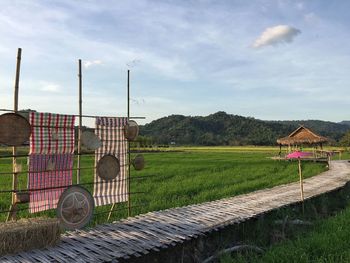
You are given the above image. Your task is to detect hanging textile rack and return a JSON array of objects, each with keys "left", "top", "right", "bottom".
[{"left": 0, "top": 48, "right": 146, "bottom": 223}]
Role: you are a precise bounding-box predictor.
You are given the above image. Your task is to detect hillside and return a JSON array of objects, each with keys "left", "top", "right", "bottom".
[
  {"left": 140, "top": 112, "right": 350, "bottom": 146},
  {"left": 340, "top": 121, "right": 350, "bottom": 126}
]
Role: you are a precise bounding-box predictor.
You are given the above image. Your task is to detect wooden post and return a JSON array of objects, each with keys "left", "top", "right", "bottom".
[
  {"left": 77, "top": 59, "right": 83, "bottom": 184},
  {"left": 127, "top": 69, "right": 131, "bottom": 217},
  {"left": 313, "top": 147, "right": 316, "bottom": 162},
  {"left": 278, "top": 144, "right": 281, "bottom": 159},
  {"left": 108, "top": 69, "right": 131, "bottom": 221},
  {"left": 7, "top": 48, "right": 22, "bottom": 221},
  {"left": 298, "top": 158, "right": 304, "bottom": 202}
]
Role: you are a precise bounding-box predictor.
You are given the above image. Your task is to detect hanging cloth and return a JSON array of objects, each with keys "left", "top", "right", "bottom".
[
  {"left": 29, "top": 112, "right": 75, "bottom": 155},
  {"left": 28, "top": 112, "right": 75, "bottom": 213},
  {"left": 28, "top": 154, "right": 73, "bottom": 213},
  {"left": 93, "top": 117, "right": 128, "bottom": 206}
]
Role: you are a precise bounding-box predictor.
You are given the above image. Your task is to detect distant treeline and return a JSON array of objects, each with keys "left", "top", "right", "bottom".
[{"left": 139, "top": 111, "right": 350, "bottom": 146}]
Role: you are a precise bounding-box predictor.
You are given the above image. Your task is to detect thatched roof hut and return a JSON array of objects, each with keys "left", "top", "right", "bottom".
[{"left": 277, "top": 125, "right": 328, "bottom": 146}]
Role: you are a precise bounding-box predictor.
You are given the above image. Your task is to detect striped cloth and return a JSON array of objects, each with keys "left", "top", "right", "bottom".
[
  {"left": 28, "top": 154, "right": 73, "bottom": 213},
  {"left": 29, "top": 112, "right": 75, "bottom": 154},
  {"left": 28, "top": 112, "right": 75, "bottom": 213},
  {"left": 93, "top": 117, "right": 128, "bottom": 206}
]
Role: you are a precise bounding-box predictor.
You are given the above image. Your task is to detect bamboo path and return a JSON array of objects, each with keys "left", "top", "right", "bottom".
[{"left": 2, "top": 160, "right": 350, "bottom": 262}]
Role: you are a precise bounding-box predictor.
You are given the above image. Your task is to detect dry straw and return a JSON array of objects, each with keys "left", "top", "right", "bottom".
[
  {"left": 0, "top": 217, "right": 61, "bottom": 256},
  {"left": 277, "top": 125, "right": 329, "bottom": 145}
]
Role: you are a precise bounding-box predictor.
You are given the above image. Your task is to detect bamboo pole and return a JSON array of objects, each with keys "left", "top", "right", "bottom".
[
  {"left": 278, "top": 144, "right": 281, "bottom": 161},
  {"left": 298, "top": 158, "right": 304, "bottom": 202},
  {"left": 7, "top": 48, "right": 22, "bottom": 221},
  {"left": 108, "top": 69, "right": 131, "bottom": 221},
  {"left": 127, "top": 69, "right": 131, "bottom": 217},
  {"left": 107, "top": 205, "right": 115, "bottom": 221},
  {"left": 77, "top": 59, "right": 83, "bottom": 184}
]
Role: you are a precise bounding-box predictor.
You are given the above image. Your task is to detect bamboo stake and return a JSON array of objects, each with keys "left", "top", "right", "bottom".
[
  {"left": 278, "top": 144, "right": 281, "bottom": 161},
  {"left": 107, "top": 204, "right": 114, "bottom": 221},
  {"left": 127, "top": 69, "right": 131, "bottom": 217},
  {"left": 108, "top": 69, "right": 131, "bottom": 221},
  {"left": 298, "top": 158, "right": 304, "bottom": 202},
  {"left": 77, "top": 59, "right": 83, "bottom": 184},
  {"left": 7, "top": 48, "right": 22, "bottom": 221}
]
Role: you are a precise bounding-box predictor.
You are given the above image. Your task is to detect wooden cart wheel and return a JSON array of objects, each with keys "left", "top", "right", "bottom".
[{"left": 57, "top": 186, "right": 94, "bottom": 230}]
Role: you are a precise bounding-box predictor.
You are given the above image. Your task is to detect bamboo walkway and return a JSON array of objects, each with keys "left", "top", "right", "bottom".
[{"left": 2, "top": 160, "right": 350, "bottom": 262}]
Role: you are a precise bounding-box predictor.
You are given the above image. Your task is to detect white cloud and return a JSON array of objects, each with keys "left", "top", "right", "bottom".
[
  {"left": 296, "top": 2, "right": 304, "bottom": 10},
  {"left": 39, "top": 81, "right": 61, "bottom": 92},
  {"left": 252, "top": 25, "right": 301, "bottom": 48},
  {"left": 304, "top": 13, "right": 320, "bottom": 24},
  {"left": 83, "top": 60, "right": 103, "bottom": 68}
]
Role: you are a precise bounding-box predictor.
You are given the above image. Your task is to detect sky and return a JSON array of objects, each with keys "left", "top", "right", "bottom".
[{"left": 0, "top": 0, "right": 349, "bottom": 126}]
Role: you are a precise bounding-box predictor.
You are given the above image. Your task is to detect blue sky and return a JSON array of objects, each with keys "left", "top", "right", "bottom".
[{"left": 0, "top": 0, "right": 349, "bottom": 125}]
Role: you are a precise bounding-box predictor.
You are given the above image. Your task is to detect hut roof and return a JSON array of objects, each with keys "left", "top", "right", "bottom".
[{"left": 277, "top": 125, "right": 329, "bottom": 145}]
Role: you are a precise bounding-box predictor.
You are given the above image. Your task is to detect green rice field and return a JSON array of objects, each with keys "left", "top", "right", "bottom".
[
  {"left": 0, "top": 146, "right": 335, "bottom": 224},
  {"left": 221, "top": 203, "right": 350, "bottom": 263}
]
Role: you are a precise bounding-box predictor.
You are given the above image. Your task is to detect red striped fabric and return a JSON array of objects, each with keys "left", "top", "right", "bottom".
[
  {"left": 28, "top": 112, "right": 75, "bottom": 213},
  {"left": 28, "top": 154, "right": 73, "bottom": 213},
  {"left": 29, "top": 112, "right": 75, "bottom": 154},
  {"left": 93, "top": 117, "right": 128, "bottom": 206}
]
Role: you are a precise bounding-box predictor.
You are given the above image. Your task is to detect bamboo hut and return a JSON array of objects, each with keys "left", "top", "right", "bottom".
[{"left": 277, "top": 125, "right": 329, "bottom": 158}]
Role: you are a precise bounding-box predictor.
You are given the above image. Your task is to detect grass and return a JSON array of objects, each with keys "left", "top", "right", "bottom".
[
  {"left": 0, "top": 146, "right": 330, "bottom": 225},
  {"left": 221, "top": 203, "right": 350, "bottom": 263}
]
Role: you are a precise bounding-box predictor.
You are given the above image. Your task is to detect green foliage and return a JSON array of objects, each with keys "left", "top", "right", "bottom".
[
  {"left": 222, "top": 204, "right": 350, "bottom": 263},
  {"left": 140, "top": 112, "right": 349, "bottom": 146},
  {"left": 340, "top": 131, "right": 350, "bottom": 147},
  {"left": 339, "top": 121, "right": 350, "bottom": 127},
  {"left": 130, "top": 135, "right": 154, "bottom": 148}
]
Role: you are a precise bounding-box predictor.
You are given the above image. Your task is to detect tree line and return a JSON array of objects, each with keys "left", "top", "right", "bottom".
[{"left": 139, "top": 111, "right": 350, "bottom": 147}]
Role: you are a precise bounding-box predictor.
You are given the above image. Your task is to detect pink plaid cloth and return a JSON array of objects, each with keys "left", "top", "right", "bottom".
[
  {"left": 29, "top": 112, "right": 75, "bottom": 154},
  {"left": 28, "top": 112, "right": 75, "bottom": 213},
  {"left": 28, "top": 154, "right": 73, "bottom": 213},
  {"left": 93, "top": 117, "right": 128, "bottom": 206}
]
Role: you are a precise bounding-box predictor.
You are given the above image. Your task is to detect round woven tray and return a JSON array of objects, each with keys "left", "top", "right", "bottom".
[
  {"left": 0, "top": 113, "right": 31, "bottom": 146},
  {"left": 124, "top": 120, "right": 139, "bottom": 141},
  {"left": 96, "top": 155, "right": 120, "bottom": 181},
  {"left": 81, "top": 131, "right": 102, "bottom": 150},
  {"left": 132, "top": 154, "right": 145, "bottom": 171}
]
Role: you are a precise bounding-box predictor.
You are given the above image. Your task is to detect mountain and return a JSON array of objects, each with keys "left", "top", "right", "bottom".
[
  {"left": 139, "top": 112, "right": 350, "bottom": 146},
  {"left": 339, "top": 121, "right": 350, "bottom": 127}
]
